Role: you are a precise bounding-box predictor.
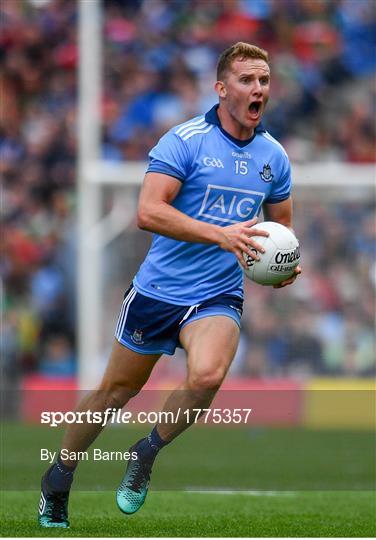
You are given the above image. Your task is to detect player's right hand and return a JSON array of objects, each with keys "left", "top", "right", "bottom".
[{"left": 217, "top": 217, "right": 269, "bottom": 269}]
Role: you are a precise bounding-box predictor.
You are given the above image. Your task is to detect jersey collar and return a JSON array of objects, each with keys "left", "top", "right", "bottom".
[{"left": 205, "top": 104, "right": 265, "bottom": 148}]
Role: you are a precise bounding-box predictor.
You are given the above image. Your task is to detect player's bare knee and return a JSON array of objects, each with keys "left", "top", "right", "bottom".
[
  {"left": 187, "top": 367, "right": 226, "bottom": 391},
  {"left": 105, "top": 390, "right": 127, "bottom": 410},
  {"left": 97, "top": 384, "right": 139, "bottom": 410}
]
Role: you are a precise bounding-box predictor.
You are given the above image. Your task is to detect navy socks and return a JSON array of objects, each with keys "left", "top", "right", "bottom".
[
  {"left": 46, "top": 427, "right": 168, "bottom": 491},
  {"left": 134, "top": 426, "right": 169, "bottom": 463},
  {"left": 47, "top": 455, "right": 76, "bottom": 492}
]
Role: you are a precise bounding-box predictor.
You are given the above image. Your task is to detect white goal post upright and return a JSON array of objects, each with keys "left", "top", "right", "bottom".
[
  {"left": 78, "top": 0, "right": 102, "bottom": 389},
  {"left": 77, "top": 1, "right": 375, "bottom": 389}
]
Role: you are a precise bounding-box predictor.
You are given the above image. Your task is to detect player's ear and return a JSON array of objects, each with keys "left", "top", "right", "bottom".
[{"left": 215, "top": 81, "right": 227, "bottom": 99}]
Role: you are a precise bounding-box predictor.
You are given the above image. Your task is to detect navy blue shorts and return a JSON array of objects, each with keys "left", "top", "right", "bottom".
[{"left": 115, "top": 285, "right": 243, "bottom": 355}]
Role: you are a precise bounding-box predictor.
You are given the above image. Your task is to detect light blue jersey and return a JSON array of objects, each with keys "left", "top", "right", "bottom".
[{"left": 134, "top": 105, "right": 291, "bottom": 305}]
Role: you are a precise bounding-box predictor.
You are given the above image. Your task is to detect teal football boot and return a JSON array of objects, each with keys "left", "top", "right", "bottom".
[
  {"left": 116, "top": 445, "right": 153, "bottom": 514},
  {"left": 38, "top": 471, "right": 70, "bottom": 528}
]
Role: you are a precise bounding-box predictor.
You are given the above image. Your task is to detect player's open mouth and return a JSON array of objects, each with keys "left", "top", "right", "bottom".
[{"left": 248, "top": 101, "right": 262, "bottom": 117}]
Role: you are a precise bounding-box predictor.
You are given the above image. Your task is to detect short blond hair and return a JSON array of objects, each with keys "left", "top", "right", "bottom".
[{"left": 217, "top": 42, "right": 269, "bottom": 80}]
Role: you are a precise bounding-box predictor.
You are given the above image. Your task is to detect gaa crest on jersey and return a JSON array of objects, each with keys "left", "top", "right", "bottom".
[
  {"left": 203, "top": 156, "right": 224, "bottom": 168},
  {"left": 259, "top": 163, "right": 274, "bottom": 182},
  {"left": 131, "top": 329, "right": 144, "bottom": 345}
]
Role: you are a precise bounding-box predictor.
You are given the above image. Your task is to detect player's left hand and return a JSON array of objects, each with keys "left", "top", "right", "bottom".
[{"left": 273, "top": 266, "right": 302, "bottom": 289}]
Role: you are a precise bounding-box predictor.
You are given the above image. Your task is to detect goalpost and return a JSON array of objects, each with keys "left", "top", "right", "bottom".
[
  {"left": 78, "top": 0, "right": 102, "bottom": 389},
  {"left": 77, "top": 1, "right": 375, "bottom": 389}
]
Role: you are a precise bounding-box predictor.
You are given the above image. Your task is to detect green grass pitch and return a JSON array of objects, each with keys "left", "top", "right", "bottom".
[
  {"left": 1, "top": 423, "right": 375, "bottom": 536},
  {"left": 1, "top": 490, "right": 375, "bottom": 537}
]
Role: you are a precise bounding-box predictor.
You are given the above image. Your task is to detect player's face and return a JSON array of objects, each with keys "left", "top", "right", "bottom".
[{"left": 218, "top": 58, "right": 270, "bottom": 136}]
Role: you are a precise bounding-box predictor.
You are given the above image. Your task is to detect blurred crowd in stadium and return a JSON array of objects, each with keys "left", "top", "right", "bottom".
[{"left": 1, "top": 0, "right": 375, "bottom": 382}]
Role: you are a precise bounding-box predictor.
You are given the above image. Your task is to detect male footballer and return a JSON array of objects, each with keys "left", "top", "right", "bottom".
[{"left": 39, "top": 42, "right": 301, "bottom": 528}]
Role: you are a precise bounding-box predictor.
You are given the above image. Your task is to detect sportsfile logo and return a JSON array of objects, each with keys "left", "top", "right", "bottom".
[{"left": 198, "top": 184, "right": 264, "bottom": 224}]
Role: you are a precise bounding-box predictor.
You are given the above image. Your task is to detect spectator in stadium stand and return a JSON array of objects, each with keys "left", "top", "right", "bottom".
[
  {"left": 38, "top": 41, "right": 301, "bottom": 528},
  {"left": 38, "top": 334, "right": 76, "bottom": 378}
]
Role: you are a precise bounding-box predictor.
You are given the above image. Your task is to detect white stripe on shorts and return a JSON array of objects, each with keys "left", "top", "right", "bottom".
[
  {"left": 115, "top": 287, "right": 135, "bottom": 336},
  {"left": 115, "top": 287, "right": 136, "bottom": 339},
  {"left": 179, "top": 304, "right": 200, "bottom": 325}
]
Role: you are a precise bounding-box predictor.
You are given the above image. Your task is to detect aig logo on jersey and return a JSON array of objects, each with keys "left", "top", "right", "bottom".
[
  {"left": 203, "top": 156, "right": 224, "bottom": 168},
  {"left": 199, "top": 184, "right": 265, "bottom": 224}
]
